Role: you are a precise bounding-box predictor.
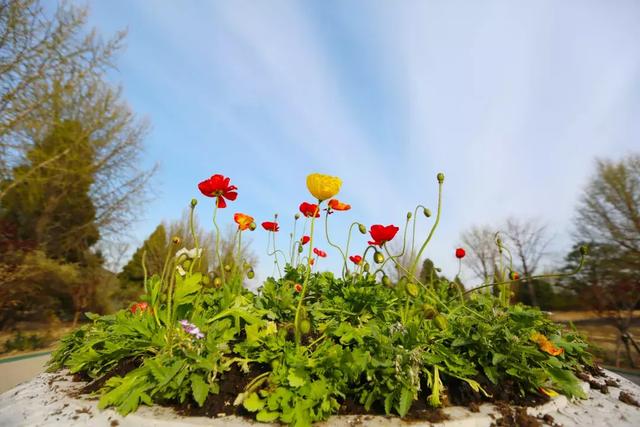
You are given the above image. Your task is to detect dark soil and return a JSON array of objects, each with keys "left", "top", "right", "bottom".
[
  {"left": 619, "top": 391, "right": 640, "bottom": 407},
  {"left": 174, "top": 364, "right": 267, "bottom": 418},
  {"left": 490, "top": 401, "right": 541, "bottom": 427},
  {"left": 80, "top": 357, "right": 142, "bottom": 394}
]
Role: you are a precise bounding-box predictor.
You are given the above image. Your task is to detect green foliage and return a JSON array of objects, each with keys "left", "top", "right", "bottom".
[
  {"left": 1, "top": 330, "right": 48, "bottom": 354},
  {"left": 50, "top": 260, "right": 594, "bottom": 426}
]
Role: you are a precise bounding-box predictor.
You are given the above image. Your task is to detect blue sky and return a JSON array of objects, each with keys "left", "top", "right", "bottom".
[{"left": 75, "top": 0, "right": 640, "bottom": 284}]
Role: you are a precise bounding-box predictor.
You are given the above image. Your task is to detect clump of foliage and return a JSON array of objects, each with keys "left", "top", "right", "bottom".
[{"left": 49, "top": 172, "right": 593, "bottom": 426}]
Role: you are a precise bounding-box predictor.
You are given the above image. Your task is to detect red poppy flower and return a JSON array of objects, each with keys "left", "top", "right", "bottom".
[
  {"left": 262, "top": 221, "right": 279, "bottom": 232},
  {"left": 130, "top": 302, "right": 149, "bottom": 314},
  {"left": 328, "top": 199, "right": 351, "bottom": 211},
  {"left": 455, "top": 248, "right": 466, "bottom": 259},
  {"left": 313, "top": 248, "right": 327, "bottom": 258},
  {"left": 198, "top": 174, "right": 238, "bottom": 208},
  {"left": 299, "top": 202, "right": 320, "bottom": 218},
  {"left": 349, "top": 255, "right": 362, "bottom": 265},
  {"left": 234, "top": 213, "right": 255, "bottom": 231},
  {"left": 300, "top": 235, "right": 310, "bottom": 245},
  {"left": 294, "top": 283, "right": 303, "bottom": 293},
  {"left": 368, "top": 224, "right": 399, "bottom": 246}
]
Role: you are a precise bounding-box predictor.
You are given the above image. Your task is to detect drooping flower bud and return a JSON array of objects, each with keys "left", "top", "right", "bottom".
[
  {"left": 213, "top": 277, "right": 222, "bottom": 288},
  {"left": 381, "top": 275, "right": 392, "bottom": 287},
  {"left": 358, "top": 223, "right": 367, "bottom": 234},
  {"left": 373, "top": 251, "right": 384, "bottom": 264},
  {"left": 202, "top": 275, "right": 210, "bottom": 285},
  {"left": 406, "top": 211, "right": 412, "bottom": 220},
  {"left": 509, "top": 271, "right": 519, "bottom": 280},
  {"left": 172, "top": 236, "right": 181, "bottom": 245},
  {"left": 294, "top": 213, "right": 301, "bottom": 220},
  {"left": 406, "top": 282, "right": 419, "bottom": 297},
  {"left": 434, "top": 314, "right": 448, "bottom": 330},
  {"left": 190, "top": 198, "right": 198, "bottom": 207},
  {"left": 224, "top": 264, "right": 231, "bottom": 272},
  {"left": 579, "top": 245, "right": 589, "bottom": 256},
  {"left": 247, "top": 269, "right": 255, "bottom": 279},
  {"left": 249, "top": 222, "right": 257, "bottom": 231},
  {"left": 422, "top": 304, "right": 437, "bottom": 319},
  {"left": 363, "top": 262, "right": 370, "bottom": 272},
  {"left": 298, "top": 245, "right": 304, "bottom": 253},
  {"left": 299, "top": 319, "right": 311, "bottom": 334},
  {"left": 437, "top": 172, "right": 445, "bottom": 183},
  {"left": 423, "top": 208, "right": 432, "bottom": 217},
  {"left": 183, "top": 259, "right": 192, "bottom": 270}
]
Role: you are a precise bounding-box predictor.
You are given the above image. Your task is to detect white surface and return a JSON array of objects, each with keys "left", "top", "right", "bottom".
[{"left": 0, "top": 370, "right": 638, "bottom": 426}]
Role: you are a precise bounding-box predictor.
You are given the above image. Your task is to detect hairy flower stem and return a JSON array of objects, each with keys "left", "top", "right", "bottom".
[
  {"left": 324, "top": 211, "right": 347, "bottom": 272},
  {"left": 460, "top": 252, "right": 587, "bottom": 299},
  {"left": 290, "top": 218, "right": 298, "bottom": 264},
  {"left": 294, "top": 202, "right": 321, "bottom": 346},
  {"left": 236, "top": 230, "right": 242, "bottom": 278},
  {"left": 188, "top": 205, "right": 201, "bottom": 275},
  {"left": 212, "top": 202, "right": 225, "bottom": 284},
  {"left": 409, "top": 181, "right": 443, "bottom": 280},
  {"left": 342, "top": 222, "right": 359, "bottom": 276},
  {"left": 409, "top": 204, "right": 428, "bottom": 262},
  {"left": 377, "top": 215, "right": 411, "bottom": 272}
]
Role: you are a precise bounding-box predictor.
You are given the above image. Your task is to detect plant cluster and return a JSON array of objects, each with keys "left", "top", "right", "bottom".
[{"left": 49, "top": 172, "right": 593, "bottom": 426}]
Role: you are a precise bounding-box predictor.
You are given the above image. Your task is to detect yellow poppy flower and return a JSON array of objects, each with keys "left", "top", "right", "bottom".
[{"left": 306, "top": 173, "right": 342, "bottom": 201}]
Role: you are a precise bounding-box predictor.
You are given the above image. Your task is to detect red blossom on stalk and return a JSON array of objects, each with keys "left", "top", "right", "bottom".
[
  {"left": 294, "top": 283, "right": 303, "bottom": 293},
  {"left": 349, "top": 255, "right": 362, "bottom": 265},
  {"left": 368, "top": 224, "right": 399, "bottom": 246},
  {"left": 130, "top": 302, "right": 149, "bottom": 314},
  {"left": 455, "top": 248, "right": 466, "bottom": 259},
  {"left": 299, "top": 202, "right": 320, "bottom": 218},
  {"left": 300, "top": 235, "right": 310, "bottom": 245},
  {"left": 198, "top": 174, "right": 238, "bottom": 208},
  {"left": 328, "top": 199, "right": 351, "bottom": 211},
  {"left": 313, "top": 248, "right": 327, "bottom": 258},
  {"left": 262, "top": 221, "right": 279, "bottom": 232}
]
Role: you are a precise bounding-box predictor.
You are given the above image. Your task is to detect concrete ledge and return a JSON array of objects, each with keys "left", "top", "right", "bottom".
[{"left": 0, "top": 370, "right": 639, "bottom": 426}]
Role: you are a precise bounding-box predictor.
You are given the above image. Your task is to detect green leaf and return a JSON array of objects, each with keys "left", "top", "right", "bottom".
[
  {"left": 256, "top": 409, "right": 280, "bottom": 422},
  {"left": 397, "top": 387, "right": 413, "bottom": 417},
  {"left": 243, "top": 392, "right": 265, "bottom": 412},
  {"left": 191, "top": 374, "right": 209, "bottom": 407},
  {"left": 287, "top": 370, "right": 306, "bottom": 388}
]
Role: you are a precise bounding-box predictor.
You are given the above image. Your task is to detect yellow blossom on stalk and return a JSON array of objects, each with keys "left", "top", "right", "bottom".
[
  {"left": 306, "top": 173, "right": 342, "bottom": 201},
  {"left": 531, "top": 332, "right": 564, "bottom": 356}
]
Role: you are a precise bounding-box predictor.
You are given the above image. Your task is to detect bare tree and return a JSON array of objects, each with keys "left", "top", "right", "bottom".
[
  {"left": 460, "top": 225, "right": 500, "bottom": 283},
  {"left": 504, "top": 217, "right": 551, "bottom": 307}
]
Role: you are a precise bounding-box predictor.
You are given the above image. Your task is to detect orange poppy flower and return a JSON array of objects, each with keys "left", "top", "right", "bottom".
[
  {"left": 531, "top": 332, "right": 564, "bottom": 356},
  {"left": 328, "top": 199, "right": 351, "bottom": 211},
  {"left": 234, "top": 213, "right": 255, "bottom": 231},
  {"left": 294, "top": 283, "right": 303, "bottom": 292}
]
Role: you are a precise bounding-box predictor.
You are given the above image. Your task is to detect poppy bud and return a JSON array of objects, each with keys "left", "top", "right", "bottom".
[
  {"left": 435, "top": 267, "right": 442, "bottom": 272},
  {"left": 434, "top": 314, "right": 448, "bottom": 330},
  {"left": 398, "top": 276, "right": 408, "bottom": 287},
  {"left": 579, "top": 245, "right": 588, "bottom": 256},
  {"left": 172, "top": 236, "right": 181, "bottom": 245},
  {"left": 274, "top": 213, "right": 279, "bottom": 219},
  {"left": 224, "top": 264, "right": 231, "bottom": 272},
  {"left": 509, "top": 271, "right": 519, "bottom": 280},
  {"left": 406, "top": 212, "right": 412, "bottom": 220},
  {"left": 423, "top": 208, "right": 432, "bottom": 218},
  {"left": 358, "top": 223, "right": 367, "bottom": 234},
  {"left": 190, "top": 198, "right": 198, "bottom": 207},
  {"left": 381, "top": 275, "right": 392, "bottom": 287},
  {"left": 422, "top": 304, "right": 437, "bottom": 319},
  {"left": 294, "top": 283, "right": 303, "bottom": 292},
  {"left": 437, "top": 172, "right": 445, "bottom": 183},
  {"left": 298, "top": 245, "right": 304, "bottom": 253},
  {"left": 202, "top": 275, "right": 210, "bottom": 285},
  {"left": 213, "top": 277, "right": 222, "bottom": 288},
  {"left": 249, "top": 222, "right": 257, "bottom": 231},
  {"left": 363, "top": 262, "right": 370, "bottom": 272},
  {"left": 300, "top": 319, "right": 311, "bottom": 334},
  {"left": 373, "top": 251, "right": 384, "bottom": 264},
  {"left": 247, "top": 269, "right": 255, "bottom": 279},
  {"left": 406, "top": 282, "right": 419, "bottom": 297},
  {"left": 295, "top": 213, "right": 301, "bottom": 220}
]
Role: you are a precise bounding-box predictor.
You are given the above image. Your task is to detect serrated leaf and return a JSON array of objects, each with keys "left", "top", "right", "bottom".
[
  {"left": 287, "top": 370, "right": 306, "bottom": 388},
  {"left": 191, "top": 374, "right": 209, "bottom": 407},
  {"left": 397, "top": 387, "right": 413, "bottom": 417},
  {"left": 256, "top": 409, "right": 280, "bottom": 422},
  {"left": 243, "top": 392, "right": 265, "bottom": 412}
]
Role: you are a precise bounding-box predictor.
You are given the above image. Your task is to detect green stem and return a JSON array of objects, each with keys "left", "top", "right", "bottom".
[
  {"left": 189, "top": 203, "right": 200, "bottom": 274},
  {"left": 294, "top": 202, "right": 321, "bottom": 345},
  {"left": 324, "top": 210, "right": 347, "bottom": 271},
  {"left": 409, "top": 204, "right": 428, "bottom": 263},
  {"left": 212, "top": 201, "right": 225, "bottom": 284},
  {"left": 409, "top": 182, "right": 443, "bottom": 279}
]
